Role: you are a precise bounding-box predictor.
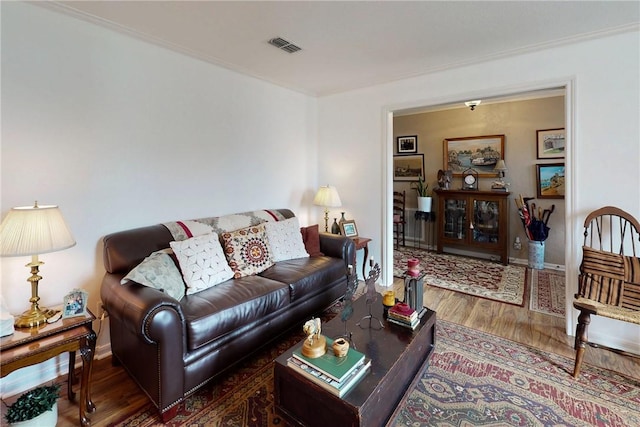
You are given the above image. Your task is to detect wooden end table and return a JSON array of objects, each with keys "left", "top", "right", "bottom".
[
  {"left": 274, "top": 296, "right": 436, "bottom": 427},
  {"left": 352, "top": 237, "right": 371, "bottom": 277},
  {"left": 1, "top": 309, "right": 97, "bottom": 427}
]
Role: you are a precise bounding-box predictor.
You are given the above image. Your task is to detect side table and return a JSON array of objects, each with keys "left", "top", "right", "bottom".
[
  {"left": 1, "top": 309, "right": 97, "bottom": 427},
  {"left": 414, "top": 211, "right": 436, "bottom": 249},
  {"left": 352, "top": 237, "right": 371, "bottom": 277}
]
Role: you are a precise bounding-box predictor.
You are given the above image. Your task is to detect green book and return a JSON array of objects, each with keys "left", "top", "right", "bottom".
[{"left": 292, "top": 337, "right": 365, "bottom": 383}]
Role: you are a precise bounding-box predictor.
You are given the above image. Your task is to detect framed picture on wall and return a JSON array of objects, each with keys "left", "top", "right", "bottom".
[
  {"left": 397, "top": 135, "right": 418, "bottom": 153},
  {"left": 393, "top": 154, "right": 424, "bottom": 181},
  {"left": 536, "top": 163, "right": 565, "bottom": 199},
  {"left": 536, "top": 128, "right": 565, "bottom": 159},
  {"left": 443, "top": 135, "right": 505, "bottom": 176}
]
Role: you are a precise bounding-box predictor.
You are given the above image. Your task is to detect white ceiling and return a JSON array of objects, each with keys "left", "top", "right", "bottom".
[{"left": 44, "top": 1, "right": 640, "bottom": 96}]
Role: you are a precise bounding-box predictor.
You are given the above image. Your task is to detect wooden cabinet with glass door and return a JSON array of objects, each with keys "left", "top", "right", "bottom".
[{"left": 434, "top": 189, "right": 510, "bottom": 265}]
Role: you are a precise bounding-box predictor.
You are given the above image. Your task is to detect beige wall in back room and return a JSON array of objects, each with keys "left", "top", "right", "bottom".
[{"left": 393, "top": 95, "right": 565, "bottom": 266}]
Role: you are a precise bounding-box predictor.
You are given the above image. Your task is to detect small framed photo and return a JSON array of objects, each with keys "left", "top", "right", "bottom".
[
  {"left": 340, "top": 220, "right": 359, "bottom": 238},
  {"left": 536, "top": 163, "right": 565, "bottom": 199},
  {"left": 62, "top": 289, "right": 89, "bottom": 318},
  {"left": 393, "top": 154, "right": 425, "bottom": 181},
  {"left": 536, "top": 128, "right": 565, "bottom": 159},
  {"left": 397, "top": 135, "right": 418, "bottom": 154}
]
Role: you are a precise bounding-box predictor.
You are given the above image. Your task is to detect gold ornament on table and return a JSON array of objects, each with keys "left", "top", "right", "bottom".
[
  {"left": 332, "top": 337, "right": 350, "bottom": 357},
  {"left": 301, "top": 317, "right": 326, "bottom": 358}
]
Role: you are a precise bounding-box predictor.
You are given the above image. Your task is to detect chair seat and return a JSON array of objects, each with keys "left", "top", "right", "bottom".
[{"left": 574, "top": 297, "right": 640, "bottom": 325}]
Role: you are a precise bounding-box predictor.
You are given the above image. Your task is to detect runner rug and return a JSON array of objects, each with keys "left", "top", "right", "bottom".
[
  {"left": 109, "top": 318, "right": 640, "bottom": 427},
  {"left": 530, "top": 268, "right": 566, "bottom": 317},
  {"left": 394, "top": 247, "right": 526, "bottom": 306}
]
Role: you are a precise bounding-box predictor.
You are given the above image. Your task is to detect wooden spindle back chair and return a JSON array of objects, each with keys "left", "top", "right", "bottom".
[
  {"left": 393, "top": 191, "right": 406, "bottom": 248},
  {"left": 573, "top": 206, "right": 640, "bottom": 377}
]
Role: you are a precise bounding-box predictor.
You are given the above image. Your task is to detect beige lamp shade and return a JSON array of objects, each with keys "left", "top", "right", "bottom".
[
  {"left": 0, "top": 203, "right": 76, "bottom": 257},
  {"left": 493, "top": 160, "right": 508, "bottom": 173},
  {"left": 313, "top": 186, "right": 342, "bottom": 232},
  {"left": 313, "top": 186, "right": 342, "bottom": 208}
]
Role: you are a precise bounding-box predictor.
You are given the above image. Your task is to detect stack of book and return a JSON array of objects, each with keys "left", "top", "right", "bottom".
[
  {"left": 287, "top": 337, "right": 370, "bottom": 397},
  {"left": 387, "top": 302, "right": 419, "bottom": 330}
]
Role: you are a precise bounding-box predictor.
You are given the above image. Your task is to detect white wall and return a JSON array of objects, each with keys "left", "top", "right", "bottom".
[
  {"left": 1, "top": 2, "right": 318, "bottom": 396},
  {"left": 318, "top": 30, "right": 640, "bottom": 353}
]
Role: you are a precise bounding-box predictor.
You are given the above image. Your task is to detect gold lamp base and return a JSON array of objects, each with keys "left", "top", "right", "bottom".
[
  {"left": 14, "top": 255, "right": 59, "bottom": 328},
  {"left": 14, "top": 306, "right": 59, "bottom": 328}
]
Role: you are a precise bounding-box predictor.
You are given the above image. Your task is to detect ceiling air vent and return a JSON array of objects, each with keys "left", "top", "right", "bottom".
[{"left": 268, "top": 37, "right": 302, "bottom": 53}]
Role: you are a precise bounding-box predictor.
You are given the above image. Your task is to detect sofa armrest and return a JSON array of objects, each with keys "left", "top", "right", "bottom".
[
  {"left": 319, "top": 233, "right": 356, "bottom": 269},
  {"left": 100, "top": 273, "right": 186, "bottom": 345}
]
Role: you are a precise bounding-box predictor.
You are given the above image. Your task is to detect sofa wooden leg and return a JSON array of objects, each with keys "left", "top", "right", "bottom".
[
  {"left": 161, "top": 405, "right": 179, "bottom": 422},
  {"left": 573, "top": 310, "right": 591, "bottom": 378}
]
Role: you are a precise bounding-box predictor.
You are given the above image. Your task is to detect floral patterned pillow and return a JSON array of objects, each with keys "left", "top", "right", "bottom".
[
  {"left": 121, "top": 249, "right": 186, "bottom": 301},
  {"left": 221, "top": 224, "right": 274, "bottom": 278}
]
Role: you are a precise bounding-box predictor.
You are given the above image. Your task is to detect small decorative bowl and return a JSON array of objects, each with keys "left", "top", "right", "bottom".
[{"left": 332, "top": 338, "right": 349, "bottom": 357}]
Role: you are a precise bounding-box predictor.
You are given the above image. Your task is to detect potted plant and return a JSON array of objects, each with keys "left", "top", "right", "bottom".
[
  {"left": 4, "top": 384, "right": 60, "bottom": 426},
  {"left": 411, "top": 176, "right": 432, "bottom": 212}
]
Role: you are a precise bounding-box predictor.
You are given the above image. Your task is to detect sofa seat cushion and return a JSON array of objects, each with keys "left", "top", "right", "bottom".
[
  {"left": 259, "top": 256, "right": 345, "bottom": 302},
  {"left": 181, "top": 275, "right": 290, "bottom": 351}
]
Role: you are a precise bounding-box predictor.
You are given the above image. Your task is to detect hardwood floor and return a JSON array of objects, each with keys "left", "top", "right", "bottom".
[{"left": 3, "top": 271, "right": 639, "bottom": 427}]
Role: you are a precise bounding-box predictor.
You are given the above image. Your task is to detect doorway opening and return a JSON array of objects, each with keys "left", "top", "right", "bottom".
[{"left": 383, "top": 81, "right": 574, "bottom": 335}]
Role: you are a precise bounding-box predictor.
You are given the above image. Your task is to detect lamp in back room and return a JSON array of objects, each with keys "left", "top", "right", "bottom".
[
  {"left": 313, "top": 186, "right": 342, "bottom": 232},
  {"left": 0, "top": 201, "right": 76, "bottom": 328},
  {"left": 492, "top": 160, "right": 509, "bottom": 191}
]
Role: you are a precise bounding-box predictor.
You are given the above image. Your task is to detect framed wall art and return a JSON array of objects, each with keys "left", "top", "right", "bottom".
[
  {"left": 443, "top": 135, "right": 505, "bottom": 176},
  {"left": 393, "top": 154, "right": 424, "bottom": 181},
  {"left": 536, "top": 128, "right": 565, "bottom": 159},
  {"left": 397, "top": 135, "right": 418, "bottom": 154},
  {"left": 340, "top": 220, "right": 359, "bottom": 238},
  {"left": 63, "top": 289, "right": 89, "bottom": 318},
  {"left": 536, "top": 163, "right": 565, "bottom": 199}
]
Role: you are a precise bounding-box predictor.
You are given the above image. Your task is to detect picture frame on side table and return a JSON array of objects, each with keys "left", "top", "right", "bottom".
[
  {"left": 536, "top": 128, "right": 565, "bottom": 159},
  {"left": 393, "top": 154, "right": 424, "bottom": 181},
  {"left": 536, "top": 163, "right": 565, "bottom": 199},
  {"left": 397, "top": 135, "right": 418, "bottom": 154},
  {"left": 443, "top": 135, "right": 505, "bottom": 176},
  {"left": 340, "top": 220, "right": 359, "bottom": 238},
  {"left": 62, "top": 289, "right": 89, "bottom": 318}
]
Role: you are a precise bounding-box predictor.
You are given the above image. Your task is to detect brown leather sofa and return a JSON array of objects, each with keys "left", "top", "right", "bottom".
[{"left": 100, "top": 209, "right": 355, "bottom": 421}]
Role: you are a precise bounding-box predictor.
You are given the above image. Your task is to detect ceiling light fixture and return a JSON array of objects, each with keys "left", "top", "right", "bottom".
[{"left": 465, "top": 100, "right": 481, "bottom": 111}]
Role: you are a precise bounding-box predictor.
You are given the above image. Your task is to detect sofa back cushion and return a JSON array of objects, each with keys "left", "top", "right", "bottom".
[{"left": 103, "top": 209, "right": 294, "bottom": 274}]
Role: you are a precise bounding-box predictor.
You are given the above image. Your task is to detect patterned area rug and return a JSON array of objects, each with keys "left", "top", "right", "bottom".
[
  {"left": 388, "top": 320, "right": 640, "bottom": 427},
  {"left": 394, "top": 247, "right": 526, "bottom": 306},
  {"left": 530, "top": 269, "right": 566, "bottom": 317},
  {"left": 110, "top": 317, "right": 640, "bottom": 427}
]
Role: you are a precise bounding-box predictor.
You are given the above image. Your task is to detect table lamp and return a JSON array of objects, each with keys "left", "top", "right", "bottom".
[
  {"left": 492, "top": 160, "right": 509, "bottom": 190},
  {"left": 313, "top": 186, "right": 342, "bottom": 232},
  {"left": 0, "top": 202, "right": 76, "bottom": 328}
]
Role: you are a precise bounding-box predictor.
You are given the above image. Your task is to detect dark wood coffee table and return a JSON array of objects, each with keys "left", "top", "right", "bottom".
[{"left": 274, "top": 296, "right": 436, "bottom": 427}]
